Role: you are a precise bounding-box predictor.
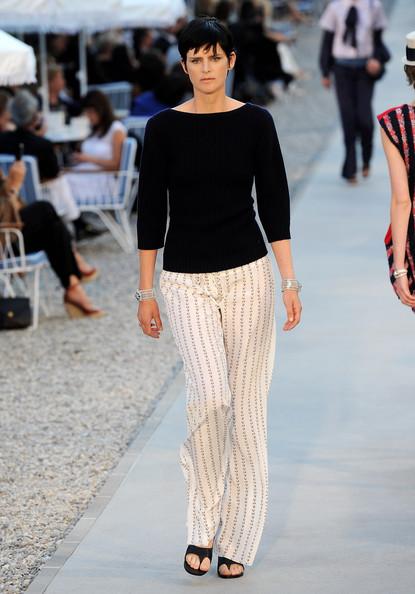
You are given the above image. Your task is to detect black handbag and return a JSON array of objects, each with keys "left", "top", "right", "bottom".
[{"left": 0, "top": 297, "right": 32, "bottom": 330}]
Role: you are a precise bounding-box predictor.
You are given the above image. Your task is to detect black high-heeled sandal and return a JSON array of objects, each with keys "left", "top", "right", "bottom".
[
  {"left": 184, "top": 544, "right": 213, "bottom": 576},
  {"left": 217, "top": 556, "right": 245, "bottom": 578}
]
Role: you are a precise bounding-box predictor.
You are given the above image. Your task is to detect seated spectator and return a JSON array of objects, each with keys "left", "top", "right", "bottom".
[
  {"left": 240, "top": 1, "right": 297, "bottom": 98},
  {"left": 88, "top": 32, "right": 137, "bottom": 84},
  {"left": 151, "top": 17, "right": 189, "bottom": 71},
  {"left": 65, "top": 90, "right": 127, "bottom": 202},
  {"left": 71, "top": 90, "right": 127, "bottom": 170},
  {"left": 48, "top": 63, "right": 81, "bottom": 119},
  {"left": 88, "top": 33, "right": 115, "bottom": 84},
  {"left": 215, "top": 1, "right": 236, "bottom": 24},
  {"left": 48, "top": 34, "right": 81, "bottom": 99},
  {"left": 0, "top": 90, "right": 101, "bottom": 240},
  {"left": 0, "top": 91, "right": 14, "bottom": 132},
  {"left": 133, "top": 28, "right": 155, "bottom": 60},
  {"left": 134, "top": 50, "right": 166, "bottom": 94},
  {"left": 131, "top": 71, "right": 191, "bottom": 116},
  {"left": 0, "top": 160, "right": 103, "bottom": 318}
]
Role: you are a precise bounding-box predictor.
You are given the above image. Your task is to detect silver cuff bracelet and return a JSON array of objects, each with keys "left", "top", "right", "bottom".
[
  {"left": 135, "top": 288, "right": 156, "bottom": 302},
  {"left": 281, "top": 279, "right": 302, "bottom": 292}
]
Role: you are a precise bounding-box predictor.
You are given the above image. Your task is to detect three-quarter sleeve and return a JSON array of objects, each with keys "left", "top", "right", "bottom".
[
  {"left": 254, "top": 110, "right": 291, "bottom": 243},
  {"left": 319, "top": 30, "right": 335, "bottom": 77},
  {"left": 136, "top": 116, "right": 168, "bottom": 249}
]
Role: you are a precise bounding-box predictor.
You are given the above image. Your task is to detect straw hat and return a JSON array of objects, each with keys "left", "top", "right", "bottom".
[{"left": 403, "top": 31, "right": 415, "bottom": 66}]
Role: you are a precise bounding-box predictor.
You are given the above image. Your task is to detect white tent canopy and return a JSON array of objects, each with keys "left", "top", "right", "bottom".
[
  {"left": 0, "top": 0, "right": 121, "bottom": 33},
  {"left": 0, "top": 0, "right": 187, "bottom": 32},
  {"left": 0, "top": 30, "right": 36, "bottom": 86},
  {"left": 117, "top": 0, "right": 187, "bottom": 28}
]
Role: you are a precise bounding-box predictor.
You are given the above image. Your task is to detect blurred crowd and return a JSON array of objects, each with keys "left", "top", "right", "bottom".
[
  {"left": 0, "top": 0, "right": 316, "bottom": 120},
  {"left": 0, "top": 0, "right": 319, "bottom": 325}
]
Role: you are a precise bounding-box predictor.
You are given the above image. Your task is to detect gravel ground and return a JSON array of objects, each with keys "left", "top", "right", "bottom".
[{"left": 0, "top": 6, "right": 394, "bottom": 591}]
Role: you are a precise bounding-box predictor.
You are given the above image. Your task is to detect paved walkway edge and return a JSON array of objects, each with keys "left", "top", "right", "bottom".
[{"left": 25, "top": 365, "right": 184, "bottom": 594}]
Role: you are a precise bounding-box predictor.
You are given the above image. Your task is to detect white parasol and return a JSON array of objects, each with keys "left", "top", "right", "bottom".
[{"left": 0, "top": 29, "right": 36, "bottom": 86}]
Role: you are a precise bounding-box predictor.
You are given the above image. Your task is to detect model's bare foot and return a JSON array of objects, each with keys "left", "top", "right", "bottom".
[
  {"left": 186, "top": 539, "right": 213, "bottom": 571},
  {"left": 218, "top": 560, "right": 244, "bottom": 577}
]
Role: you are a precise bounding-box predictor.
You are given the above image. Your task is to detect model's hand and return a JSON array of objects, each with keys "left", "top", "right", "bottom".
[
  {"left": 282, "top": 291, "right": 302, "bottom": 331},
  {"left": 366, "top": 58, "right": 381, "bottom": 77},
  {"left": 395, "top": 276, "right": 415, "bottom": 308},
  {"left": 137, "top": 299, "right": 163, "bottom": 338},
  {"left": 321, "top": 76, "right": 331, "bottom": 89}
]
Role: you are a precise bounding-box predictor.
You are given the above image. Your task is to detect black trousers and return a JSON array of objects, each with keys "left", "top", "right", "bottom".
[
  {"left": 19, "top": 201, "right": 81, "bottom": 289},
  {"left": 333, "top": 64, "right": 376, "bottom": 179}
]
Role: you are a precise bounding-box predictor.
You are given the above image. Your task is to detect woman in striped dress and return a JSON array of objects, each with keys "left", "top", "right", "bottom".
[{"left": 377, "top": 31, "right": 415, "bottom": 311}]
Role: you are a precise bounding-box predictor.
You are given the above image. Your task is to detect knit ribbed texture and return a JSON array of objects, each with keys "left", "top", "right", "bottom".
[{"left": 137, "top": 102, "right": 291, "bottom": 273}]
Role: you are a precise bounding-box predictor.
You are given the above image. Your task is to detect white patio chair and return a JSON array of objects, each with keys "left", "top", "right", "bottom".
[
  {"left": 0, "top": 228, "right": 48, "bottom": 330},
  {"left": 87, "top": 81, "right": 133, "bottom": 117},
  {"left": 70, "top": 137, "right": 138, "bottom": 253},
  {"left": 123, "top": 115, "right": 150, "bottom": 143}
]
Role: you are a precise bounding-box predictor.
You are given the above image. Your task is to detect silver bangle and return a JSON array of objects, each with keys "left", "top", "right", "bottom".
[
  {"left": 135, "top": 287, "right": 156, "bottom": 301},
  {"left": 281, "top": 278, "right": 302, "bottom": 292}
]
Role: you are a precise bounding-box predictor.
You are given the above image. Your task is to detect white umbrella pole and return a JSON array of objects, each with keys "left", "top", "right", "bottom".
[
  {"left": 188, "top": 0, "right": 196, "bottom": 16},
  {"left": 39, "top": 32, "right": 49, "bottom": 115},
  {"left": 78, "top": 30, "right": 88, "bottom": 97}
]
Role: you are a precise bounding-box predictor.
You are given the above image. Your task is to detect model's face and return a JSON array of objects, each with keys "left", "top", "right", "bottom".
[{"left": 182, "top": 43, "right": 236, "bottom": 95}]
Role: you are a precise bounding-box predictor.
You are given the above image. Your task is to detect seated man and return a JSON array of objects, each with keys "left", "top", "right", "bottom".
[
  {"left": 0, "top": 90, "right": 101, "bottom": 240},
  {"left": 48, "top": 63, "right": 81, "bottom": 119}
]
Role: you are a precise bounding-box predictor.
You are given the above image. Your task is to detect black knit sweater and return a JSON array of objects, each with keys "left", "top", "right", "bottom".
[{"left": 136, "top": 102, "right": 291, "bottom": 273}]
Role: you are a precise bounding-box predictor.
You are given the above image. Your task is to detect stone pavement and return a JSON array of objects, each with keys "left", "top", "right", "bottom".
[
  {"left": 1, "top": 13, "right": 341, "bottom": 594},
  {"left": 27, "top": 0, "right": 415, "bottom": 592}
]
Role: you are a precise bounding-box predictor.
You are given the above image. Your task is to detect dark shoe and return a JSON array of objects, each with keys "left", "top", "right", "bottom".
[
  {"left": 217, "top": 556, "right": 245, "bottom": 579},
  {"left": 362, "top": 164, "right": 370, "bottom": 178},
  {"left": 184, "top": 544, "right": 213, "bottom": 576},
  {"left": 75, "top": 225, "right": 106, "bottom": 242}
]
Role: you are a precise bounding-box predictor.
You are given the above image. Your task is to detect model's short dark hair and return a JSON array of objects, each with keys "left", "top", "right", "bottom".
[{"left": 177, "top": 16, "right": 234, "bottom": 62}]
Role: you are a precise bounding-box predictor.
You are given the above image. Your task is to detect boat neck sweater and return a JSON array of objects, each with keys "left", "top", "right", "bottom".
[{"left": 136, "top": 102, "right": 291, "bottom": 273}]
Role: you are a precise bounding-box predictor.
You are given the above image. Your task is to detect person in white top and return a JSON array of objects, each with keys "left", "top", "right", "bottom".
[
  {"left": 66, "top": 90, "right": 127, "bottom": 205},
  {"left": 319, "top": 0, "right": 388, "bottom": 183}
]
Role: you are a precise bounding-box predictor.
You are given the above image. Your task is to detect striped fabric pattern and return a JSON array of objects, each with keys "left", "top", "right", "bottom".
[
  {"left": 377, "top": 103, "right": 415, "bottom": 312},
  {"left": 159, "top": 254, "right": 276, "bottom": 565}
]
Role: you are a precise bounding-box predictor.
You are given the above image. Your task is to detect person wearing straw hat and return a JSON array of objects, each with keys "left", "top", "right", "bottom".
[
  {"left": 319, "top": 0, "right": 389, "bottom": 184},
  {"left": 377, "top": 31, "right": 415, "bottom": 313}
]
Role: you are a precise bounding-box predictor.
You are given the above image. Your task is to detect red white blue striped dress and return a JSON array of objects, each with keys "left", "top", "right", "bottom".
[{"left": 377, "top": 103, "right": 415, "bottom": 311}]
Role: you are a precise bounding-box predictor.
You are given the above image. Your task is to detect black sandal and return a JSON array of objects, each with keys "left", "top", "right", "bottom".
[
  {"left": 184, "top": 544, "right": 213, "bottom": 576},
  {"left": 217, "top": 556, "right": 245, "bottom": 578}
]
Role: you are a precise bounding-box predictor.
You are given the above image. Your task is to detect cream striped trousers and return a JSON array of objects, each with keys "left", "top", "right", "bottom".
[{"left": 159, "top": 254, "right": 276, "bottom": 566}]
